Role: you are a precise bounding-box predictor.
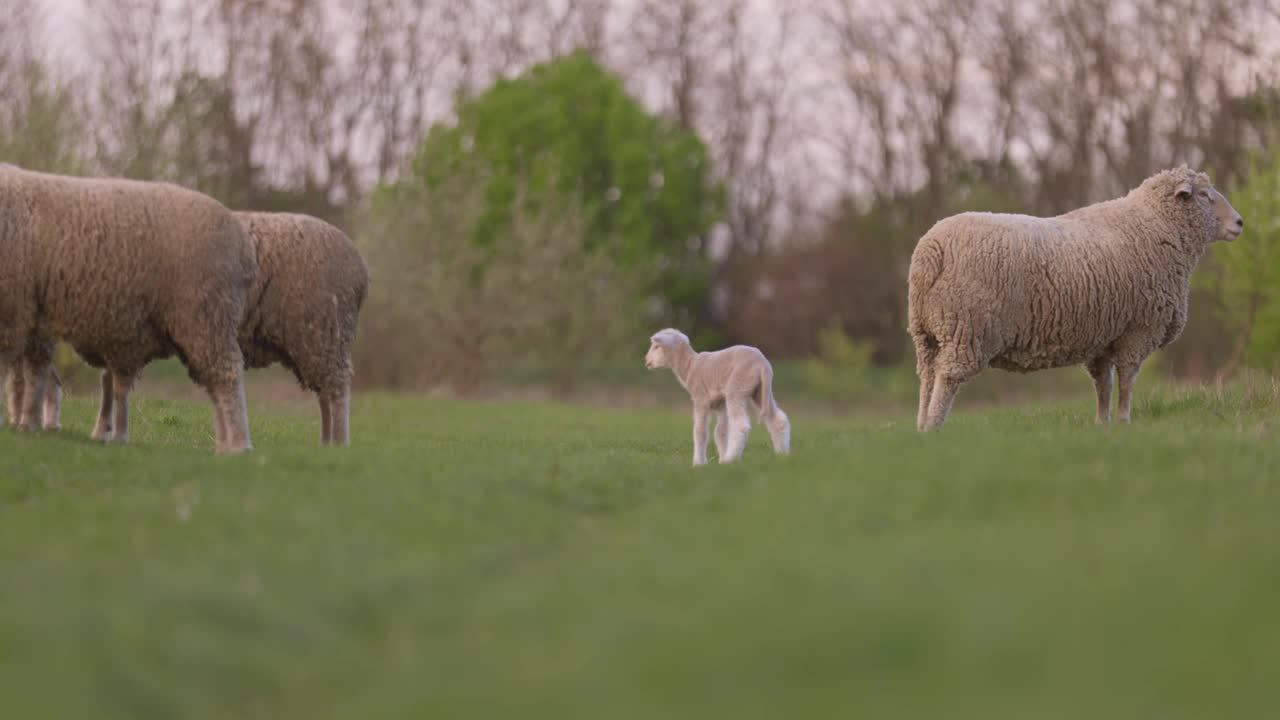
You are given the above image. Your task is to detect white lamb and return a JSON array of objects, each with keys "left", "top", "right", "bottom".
[{"left": 645, "top": 328, "right": 791, "bottom": 465}]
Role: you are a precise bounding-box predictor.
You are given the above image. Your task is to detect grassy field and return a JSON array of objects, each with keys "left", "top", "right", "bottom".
[{"left": 3, "top": 379, "right": 1280, "bottom": 719}]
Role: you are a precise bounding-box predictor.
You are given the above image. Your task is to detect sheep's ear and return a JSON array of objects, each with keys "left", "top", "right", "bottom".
[{"left": 1173, "top": 181, "right": 1193, "bottom": 199}]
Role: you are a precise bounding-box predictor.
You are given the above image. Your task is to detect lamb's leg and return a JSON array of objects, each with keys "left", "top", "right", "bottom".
[
  {"left": 1085, "top": 358, "right": 1114, "bottom": 424},
  {"left": 692, "top": 405, "right": 710, "bottom": 466},
  {"left": 327, "top": 385, "right": 351, "bottom": 447},
  {"left": 210, "top": 376, "right": 252, "bottom": 454},
  {"left": 318, "top": 395, "right": 333, "bottom": 446},
  {"left": 712, "top": 409, "right": 728, "bottom": 461},
  {"left": 721, "top": 397, "right": 752, "bottom": 463},
  {"left": 109, "top": 372, "right": 134, "bottom": 444},
  {"left": 41, "top": 367, "right": 62, "bottom": 431},
  {"left": 91, "top": 370, "right": 114, "bottom": 442},
  {"left": 1115, "top": 359, "right": 1143, "bottom": 424},
  {"left": 765, "top": 406, "right": 791, "bottom": 455}
]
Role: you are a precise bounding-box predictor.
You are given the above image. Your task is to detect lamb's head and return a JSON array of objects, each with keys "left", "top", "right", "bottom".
[
  {"left": 1144, "top": 166, "right": 1243, "bottom": 244},
  {"left": 645, "top": 328, "right": 691, "bottom": 370}
]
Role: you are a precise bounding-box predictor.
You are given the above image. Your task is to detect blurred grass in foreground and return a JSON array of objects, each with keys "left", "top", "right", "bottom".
[{"left": 2, "top": 382, "right": 1280, "bottom": 718}]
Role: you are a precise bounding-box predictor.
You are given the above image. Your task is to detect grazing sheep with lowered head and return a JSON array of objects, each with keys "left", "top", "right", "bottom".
[
  {"left": 909, "top": 165, "right": 1243, "bottom": 431},
  {"left": 0, "top": 165, "right": 257, "bottom": 453},
  {"left": 645, "top": 328, "right": 790, "bottom": 465},
  {"left": 35, "top": 211, "right": 369, "bottom": 446}
]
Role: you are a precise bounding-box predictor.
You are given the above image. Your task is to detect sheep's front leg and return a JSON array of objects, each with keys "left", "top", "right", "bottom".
[
  {"left": 721, "top": 397, "right": 752, "bottom": 463},
  {"left": 91, "top": 370, "right": 114, "bottom": 442},
  {"left": 1115, "top": 359, "right": 1143, "bottom": 424},
  {"left": 109, "top": 372, "right": 134, "bottom": 444},
  {"left": 1085, "top": 358, "right": 1113, "bottom": 424},
  {"left": 712, "top": 409, "right": 728, "bottom": 461},
  {"left": 692, "top": 405, "right": 710, "bottom": 466},
  {"left": 2, "top": 361, "right": 21, "bottom": 428}
]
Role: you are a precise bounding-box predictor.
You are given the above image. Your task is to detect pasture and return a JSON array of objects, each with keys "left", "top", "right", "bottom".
[{"left": 3, "top": 378, "right": 1280, "bottom": 718}]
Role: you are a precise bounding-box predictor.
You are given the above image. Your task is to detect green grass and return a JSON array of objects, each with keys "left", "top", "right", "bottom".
[{"left": 3, "top": 383, "right": 1280, "bottom": 719}]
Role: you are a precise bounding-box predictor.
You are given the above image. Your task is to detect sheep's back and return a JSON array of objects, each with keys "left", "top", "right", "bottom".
[
  {"left": 916, "top": 212, "right": 1152, "bottom": 371},
  {"left": 13, "top": 172, "right": 255, "bottom": 361}
]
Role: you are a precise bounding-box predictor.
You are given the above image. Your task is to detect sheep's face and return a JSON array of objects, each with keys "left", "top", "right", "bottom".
[
  {"left": 1174, "top": 174, "right": 1243, "bottom": 243},
  {"left": 645, "top": 328, "right": 690, "bottom": 370},
  {"left": 644, "top": 341, "right": 668, "bottom": 370}
]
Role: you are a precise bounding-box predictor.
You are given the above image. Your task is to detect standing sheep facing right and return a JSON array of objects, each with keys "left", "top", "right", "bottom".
[{"left": 909, "top": 166, "right": 1243, "bottom": 431}]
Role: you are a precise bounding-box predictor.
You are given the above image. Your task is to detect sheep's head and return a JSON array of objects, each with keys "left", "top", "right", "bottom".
[
  {"left": 1154, "top": 166, "right": 1244, "bottom": 244},
  {"left": 645, "top": 328, "right": 690, "bottom": 370},
  {"left": 1172, "top": 170, "right": 1244, "bottom": 240}
]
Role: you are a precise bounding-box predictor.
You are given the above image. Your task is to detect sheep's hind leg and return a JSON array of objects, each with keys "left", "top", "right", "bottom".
[
  {"left": 208, "top": 376, "right": 252, "bottom": 454},
  {"left": 712, "top": 409, "right": 728, "bottom": 461},
  {"left": 91, "top": 370, "right": 114, "bottom": 442},
  {"left": 318, "top": 394, "right": 333, "bottom": 446},
  {"left": 720, "top": 397, "right": 752, "bottom": 463},
  {"left": 41, "top": 368, "right": 62, "bottom": 431},
  {"left": 1085, "top": 358, "right": 1114, "bottom": 424},
  {"left": 326, "top": 385, "right": 351, "bottom": 447},
  {"left": 764, "top": 407, "right": 791, "bottom": 455},
  {"left": 18, "top": 359, "right": 52, "bottom": 432},
  {"left": 1115, "top": 359, "right": 1144, "bottom": 424},
  {"left": 913, "top": 334, "right": 939, "bottom": 432}
]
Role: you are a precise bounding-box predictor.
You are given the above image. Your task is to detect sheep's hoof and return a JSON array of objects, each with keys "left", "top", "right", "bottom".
[{"left": 42, "top": 423, "right": 61, "bottom": 432}]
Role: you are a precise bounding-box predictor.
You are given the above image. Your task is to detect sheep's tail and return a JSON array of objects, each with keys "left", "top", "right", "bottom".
[{"left": 908, "top": 234, "right": 945, "bottom": 335}]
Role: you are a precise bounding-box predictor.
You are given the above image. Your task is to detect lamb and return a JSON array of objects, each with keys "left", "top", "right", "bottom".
[
  {"left": 644, "top": 328, "right": 790, "bottom": 465},
  {"left": 35, "top": 211, "right": 370, "bottom": 446},
  {"left": 0, "top": 165, "right": 257, "bottom": 453},
  {"left": 908, "top": 165, "right": 1243, "bottom": 432}
]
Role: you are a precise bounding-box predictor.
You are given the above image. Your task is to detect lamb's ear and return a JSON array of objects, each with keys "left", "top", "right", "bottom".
[{"left": 1173, "top": 180, "right": 1193, "bottom": 199}]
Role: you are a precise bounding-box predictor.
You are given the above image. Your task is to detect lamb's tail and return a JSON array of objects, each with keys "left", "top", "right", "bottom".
[{"left": 907, "top": 234, "right": 945, "bottom": 335}]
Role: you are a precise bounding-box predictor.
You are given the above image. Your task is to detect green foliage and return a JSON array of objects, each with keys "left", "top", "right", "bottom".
[
  {"left": 6, "top": 389, "right": 1280, "bottom": 717},
  {"left": 402, "top": 51, "right": 723, "bottom": 329},
  {"left": 802, "top": 318, "right": 876, "bottom": 397},
  {"left": 1196, "top": 147, "right": 1280, "bottom": 371},
  {"left": 358, "top": 161, "right": 643, "bottom": 391},
  {"left": 0, "top": 61, "right": 87, "bottom": 174}
]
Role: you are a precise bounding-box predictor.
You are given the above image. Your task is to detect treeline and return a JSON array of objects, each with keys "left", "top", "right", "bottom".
[{"left": 3, "top": 0, "right": 1280, "bottom": 388}]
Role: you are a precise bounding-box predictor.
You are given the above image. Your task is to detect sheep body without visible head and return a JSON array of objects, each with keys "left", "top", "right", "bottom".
[
  {"left": 36, "top": 211, "right": 370, "bottom": 447},
  {"left": 0, "top": 165, "right": 256, "bottom": 452},
  {"left": 908, "top": 165, "right": 1243, "bottom": 431},
  {"left": 646, "top": 328, "right": 791, "bottom": 465}
]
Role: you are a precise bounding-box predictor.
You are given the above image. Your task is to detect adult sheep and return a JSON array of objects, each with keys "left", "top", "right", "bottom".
[
  {"left": 46, "top": 212, "right": 368, "bottom": 446},
  {"left": 0, "top": 165, "right": 257, "bottom": 452},
  {"left": 909, "top": 166, "right": 1243, "bottom": 432}
]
